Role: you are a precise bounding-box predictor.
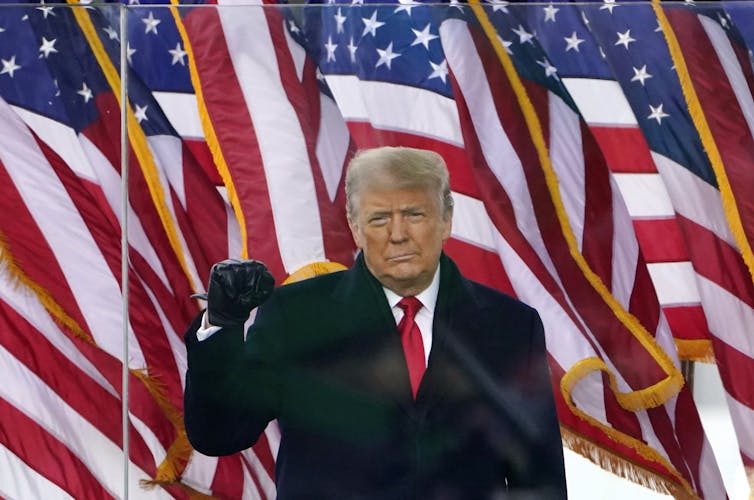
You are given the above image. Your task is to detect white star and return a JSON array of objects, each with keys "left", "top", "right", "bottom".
[
  {"left": 581, "top": 11, "right": 590, "bottom": 26},
  {"left": 600, "top": 0, "right": 619, "bottom": 13},
  {"left": 630, "top": 65, "right": 652, "bottom": 86},
  {"left": 394, "top": 0, "right": 417, "bottom": 15},
  {"left": 324, "top": 36, "right": 338, "bottom": 62},
  {"left": 564, "top": 31, "right": 584, "bottom": 52},
  {"left": 486, "top": 0, "right": 509, "bottom": 13},
  {"left": 512, "top": 25, "right": 534, "bottom": 44},
  {"left": 1, "top": 56, "right": 21, "bottom": 78},
  {"left": 168, "top": 42, "right": 187, "bottom": 66},
  {"left": 498, "top": 36, "right": 513, "bottom": 54},
  {"left": 127, "top": 43, "right": 136, "bottom": 65},
  {"left": 615, "top": 29, "right": 636, "bottom": 50},
  {"left": 77, "top": 82, "right": 93, "bottom": 103},
  {"left": 288, "top": 19, "right": 300, "bottom": 34},
  {"left": 449, "top": 0, "right": 465, "bottom": 12},
  {"left": 142, "top": 11, "right": 161, "bottom": 35},
  {"left": 718, "top": 12, "right": 729, "bottom": 29},
  {"left": 334, "top": 8, "right": 346, "bottom": 34},
  {"left": 375, "top": 42, "right": 400, "bottom": 70},
  {"left": 0, "top": 27, "right": 5, "bottom": 33},
  {"left": 351, "top": 0, "right": 364, "bottom": 4},
  {"left": 361, "top": 11, "right": 385, "bottom": 38},
  {"left": 36, "top": 6, "right": 55, "bottom": 19},
  {"left": 654, "top": 20, "right": 662, "bottom": 33},
  {"left": 347, "top": 38, "right": 358, "bottom": 62},
  {"left": 536, "top": 58, "right": 558, "bottom": 79},
  {"left": 39, "top": 37, "right": 58, "bottom": 58},
  {"left": 103, "top": 25, "right": 119, "bottom": 41},
  {"left": 543, "top": 4, "right": 559, "bottom": 22},
  {"left": 411, "top": 24, "right": 438, "bottom": 50},
  {"left": 128, "top": 0, "right": 140, "bottom": 4},
  {"left": 134, "top": 104, "right": 148, "bottom": 123},
  {"left": 428, "top": 59, "right": 448, "bottom": 84},
  {"left": 647, "top": 103, "right": 669, "bottom": 124}
]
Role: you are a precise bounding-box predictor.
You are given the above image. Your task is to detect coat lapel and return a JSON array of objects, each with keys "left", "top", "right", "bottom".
[
  {"left": 331, "top": 253, "right": 416, "bottom": 409},
  {"left": 415, "top": 254, "right": 485, "bottom": 415}
]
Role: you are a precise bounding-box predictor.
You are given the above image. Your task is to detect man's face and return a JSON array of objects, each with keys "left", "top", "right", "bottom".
[{"left": 348, "top": 184, "right": 452, "bottom": 296}]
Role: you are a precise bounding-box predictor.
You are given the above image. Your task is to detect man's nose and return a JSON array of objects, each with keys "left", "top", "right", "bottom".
[{"left": 388, "top": 215, "right": 408, "bottom": 242}]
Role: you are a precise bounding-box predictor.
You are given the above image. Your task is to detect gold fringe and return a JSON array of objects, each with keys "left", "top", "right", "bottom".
[
  {"left": 468, "top": 0, "right": 684, "bottom": 412},
  {"left": 563, "top": 358, "right": 684, "bottom": 415},
  {"left": 0, "top": 230, "right": 94, "bottom": 344},
  {"left": 2, "top": 231, "right": 196, "bottom": 491},
  {"left": 561, "top": 427, "right": 699, "bottom": 499},
  {"left": 560, "top": 364, "right": 697, "bottom": 497},
  {"left": 746, "top": 466, "right": 754, "bottom": 499},
  {"left": 675, "top": 339, "right": 715, "bottom": 363},
  {"left": 130, "top": 370, "right": 193, "bottom": 484},
  {"left": 140, "top": 478, "right": 221, "bottom": 499},
  {"left": 652, "top": 2, "right": 754, "bottom": 287},
  {"left": 68, "top": 4, "right": 197, "bottom": 291},
  {"left": 169, "top": 4, "right": 249, "bottom": 259}
]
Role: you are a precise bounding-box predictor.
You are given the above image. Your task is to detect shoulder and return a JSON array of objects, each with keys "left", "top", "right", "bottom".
[
  {"left": 469, "top": 279, "right": 536, "bottom": 313},
  {"left": 264, "top": 268, "right": 347, "bottom": 307},
  {"left": 441, "top": 254, "right": 537, "bottom": 318}
]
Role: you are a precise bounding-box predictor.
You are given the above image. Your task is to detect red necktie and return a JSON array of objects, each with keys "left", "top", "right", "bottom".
[{"left": 397, "top": 297, "right": 426, "bottom": 399}]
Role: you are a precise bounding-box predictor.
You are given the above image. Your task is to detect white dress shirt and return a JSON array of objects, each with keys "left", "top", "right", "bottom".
[{"left": 381, "top": 265, "right": 440, "bottom": 367}]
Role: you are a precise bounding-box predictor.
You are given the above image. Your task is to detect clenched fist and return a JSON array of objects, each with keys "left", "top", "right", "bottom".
[{"left": 202, "top": 259, "right": 275, "bottom": 327}]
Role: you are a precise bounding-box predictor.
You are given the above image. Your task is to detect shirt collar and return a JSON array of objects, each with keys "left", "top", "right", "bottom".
[{"left": 383, "top": 263, "right": 441, "bottom": 314}]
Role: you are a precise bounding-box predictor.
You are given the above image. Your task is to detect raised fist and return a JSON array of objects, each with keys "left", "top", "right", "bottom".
[{"left": 203, "top": 259, "right": 275, "bottom": 327}]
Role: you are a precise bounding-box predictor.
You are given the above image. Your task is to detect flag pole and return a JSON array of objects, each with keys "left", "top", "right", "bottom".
[{"left": 119, "top": 4, "right": 130, "bottom": 499}]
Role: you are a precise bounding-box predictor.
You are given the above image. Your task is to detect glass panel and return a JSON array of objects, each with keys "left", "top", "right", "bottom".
[{"left": 0, "top": 1, "right": 751, "bottom": 498}]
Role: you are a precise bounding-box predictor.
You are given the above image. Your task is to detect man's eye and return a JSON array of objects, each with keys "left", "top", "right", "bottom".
[
  {"left": 407, "top": 212, "right": 425, "bottom": 221},
  {"left": 368, "top": 216, "right": 389, "bottom": 226}
]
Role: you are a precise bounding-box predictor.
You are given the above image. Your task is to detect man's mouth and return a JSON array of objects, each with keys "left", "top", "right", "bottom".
[{"left": 387, "top": 253, "right": 416, "bottom": 262}]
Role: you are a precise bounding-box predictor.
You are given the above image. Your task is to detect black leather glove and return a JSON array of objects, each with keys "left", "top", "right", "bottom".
[{"left": 197, "top": 259, "right": 275, "bottom": 328}]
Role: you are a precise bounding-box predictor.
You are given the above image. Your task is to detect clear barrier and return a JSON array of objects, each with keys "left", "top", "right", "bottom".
[{"left": 0, "top": 1, "right": 751, "bottom": 498}]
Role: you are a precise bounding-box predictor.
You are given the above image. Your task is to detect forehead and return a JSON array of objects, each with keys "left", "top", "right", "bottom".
[{"left": 357, "top": 185, "right": 437, "bottom": 210}]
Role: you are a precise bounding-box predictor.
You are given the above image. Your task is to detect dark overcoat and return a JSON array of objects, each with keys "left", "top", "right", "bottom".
[{"left": 184, "top": 253, "right": 566, "bottom": 499}]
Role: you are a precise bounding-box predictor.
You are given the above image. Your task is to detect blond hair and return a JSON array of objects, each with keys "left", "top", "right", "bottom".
[{"left": 345, "top": 146, "right": 453, "bottom": 220}]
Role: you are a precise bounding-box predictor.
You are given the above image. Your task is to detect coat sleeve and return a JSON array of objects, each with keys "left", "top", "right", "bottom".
[
  {"left": 183, "top": 299, "right": 285, "bottom": 456},
  {"left": 517, "top": 308, "right": 567, "bottom": 498}
]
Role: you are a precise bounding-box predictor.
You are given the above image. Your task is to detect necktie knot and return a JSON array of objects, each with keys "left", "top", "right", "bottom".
[{"left": 398, "top": 296, "right": 422, "bottom": 318}]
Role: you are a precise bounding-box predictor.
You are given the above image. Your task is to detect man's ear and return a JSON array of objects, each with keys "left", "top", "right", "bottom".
[
  {"left": 441, "top": 210, "right": 453, "bottom": 242},
  {"left": 348, "top": 219, "right": 363, "bottom": 249}
]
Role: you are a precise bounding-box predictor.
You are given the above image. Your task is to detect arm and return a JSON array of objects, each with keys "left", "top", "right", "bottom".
[{"left": 183, "top": 260, "right": 279, "bottom": 456}]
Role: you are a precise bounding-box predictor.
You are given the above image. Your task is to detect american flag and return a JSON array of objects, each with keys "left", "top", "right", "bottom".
[
  {"left": 0, "top": 1, "right": 234, "bottom": 497},
  {"left": 0, "top": 0, "right": 751, "bottom": 498},
  {"left": 506, "top": 0, "right": 754, "bottom": 492}
]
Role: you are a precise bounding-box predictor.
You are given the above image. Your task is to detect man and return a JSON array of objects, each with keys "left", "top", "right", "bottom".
[{"left": 184, "top": 146, "right": 567, "bottom": 499}]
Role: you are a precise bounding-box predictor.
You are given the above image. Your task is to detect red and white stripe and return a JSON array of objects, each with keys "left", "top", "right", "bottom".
[
  {"left": 662, "top": 9, "right": 754, "bottom": 477},
  {"left": 561, "top": 77, "right": 711, "bottom": 353}
]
